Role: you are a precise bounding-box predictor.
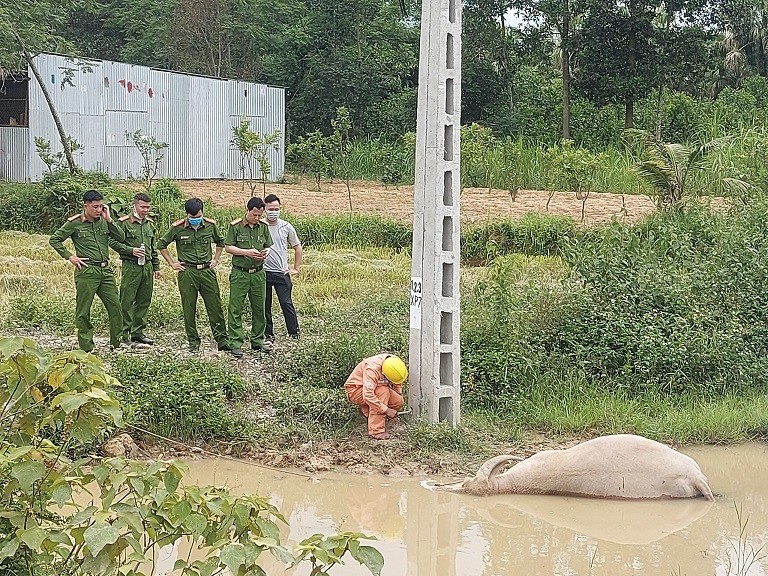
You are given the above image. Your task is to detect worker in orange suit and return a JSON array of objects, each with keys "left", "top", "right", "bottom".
[{"left": 345, "top": 353, "right": 408, "bottom": 440}]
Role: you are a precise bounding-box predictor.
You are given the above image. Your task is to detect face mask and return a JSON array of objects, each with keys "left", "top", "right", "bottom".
[
  {"left": 265, "top": 210, "right": 280, "bottom": 221},
  {"left": 188, "top": 216, "right": 203, "bottom": 227}
]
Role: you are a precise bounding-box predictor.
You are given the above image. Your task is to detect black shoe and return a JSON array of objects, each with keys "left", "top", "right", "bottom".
[
  {"left": 288, "top": 333, "right": 299, "bottom": 340},
  {"left": 131, "top": 336, "right": 154, "bottom": 345},
  {"left": 218, "top": 343, "right": 233, "bottom": 352},
  {"left": 230, "top": 348, "right": 244, "bottom": 359},
  {"left": 265, "top": 335, "right": 275, "bottom": 343}
]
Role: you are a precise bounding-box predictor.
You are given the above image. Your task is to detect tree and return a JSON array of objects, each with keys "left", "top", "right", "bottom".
[
  {"left": 627, "top": 129, "right": 750, "bottom": 209},
  {"left": 461, "top": 0, "right": 516, "bottom": 127},
  {"left": 719, "top": 0, "right": 768, "bottom": 79},
  {"left": 0, "top": 1, "right": 84, "bottom": 173},
  {"left": 545, "top": 139, "right": 606, "bottom": 221},
  {"left": 168, "top": 0, "right": 233, "bottom": 77},
  {"left": 128, "top": 130, "right": 168, "bottom": 192},
  {"left": 513, "top": 0, "right": 580, "bottom": 139},
  {"left": 287, "top": 0, "right": 418, "bottom": 137},
  {"left": 0, "top": 337, "right": 385, "bottom": 576},
  {"left": 231, "top": 118, "right": 282, "bottom": 196},
  {"left": 574, "top": 0, "right": 660, "bottom": 130},
  {"left": 330, "top": 107, "right": 354, "bottom": 211}
]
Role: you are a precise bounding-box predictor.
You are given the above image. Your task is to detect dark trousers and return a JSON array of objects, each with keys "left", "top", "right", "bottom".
[{"left": 265, "top": 270, "right": 299, "bottom": 338}]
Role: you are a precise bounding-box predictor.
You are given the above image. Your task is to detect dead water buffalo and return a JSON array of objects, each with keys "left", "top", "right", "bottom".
[{"left": 431, "top": 434, "right": 715, "bottom": 501}]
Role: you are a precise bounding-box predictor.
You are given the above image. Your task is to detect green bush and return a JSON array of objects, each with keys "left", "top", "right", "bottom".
[
  {"left": 0, "top": 183, "right": 45, "bottom": 233},
  {"left": 42, "top": 169, "right": 131, "bottom": 231},
  {"left": 270, "top": 386, "right": 354, "bottom": 430},
  {"left": 292, "top": 214, "right": 412, "bottom": 251},
  {"left": 275, "top": 332, "right": 393, "bottom": 389},
  {"left": 108, "top": 353, "right": 250, "bottom": 440},
  {"left": 462, "top": 200, "right": 768, "bottom": 406},
  {"left": 4, "top": 293, "right": 76, "bottom": 332},
  {"left": 461, "top": 213, "right": 575, "bottom": 263}
]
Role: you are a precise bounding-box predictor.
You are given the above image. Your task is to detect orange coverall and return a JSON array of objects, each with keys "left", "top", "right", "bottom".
[{"left": 344, "top": 353, "right": 404, "bottom": 437}]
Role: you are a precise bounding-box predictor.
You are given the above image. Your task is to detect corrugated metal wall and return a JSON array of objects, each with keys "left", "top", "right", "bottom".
[
  {"left": 0, "top": 128, "right": 29, "bottom": 181},
  {"left": 18, "top": 53, "right": 285, "bottom": 182}
]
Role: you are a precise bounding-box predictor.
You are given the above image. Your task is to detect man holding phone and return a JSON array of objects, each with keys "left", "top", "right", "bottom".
[
  {"left": 49, "top": 189, "right": 131, "bottom": 353},
  {"left": 225, "top": 197, "right": 274, "bottom": 358}
]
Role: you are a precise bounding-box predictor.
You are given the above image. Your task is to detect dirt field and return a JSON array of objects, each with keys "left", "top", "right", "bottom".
[{"left": 178, "top": 179, "right": 658, "bottom": 225}]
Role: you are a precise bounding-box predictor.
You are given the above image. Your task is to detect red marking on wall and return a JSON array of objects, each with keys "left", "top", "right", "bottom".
[
  {"left": 147, "top": 87, "right": 154, "bottom": 98},
  {"left": 118, "top": 79, "right": 126, "bottom": 88}
]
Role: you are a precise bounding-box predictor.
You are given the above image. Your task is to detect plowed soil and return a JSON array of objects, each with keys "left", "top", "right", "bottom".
[{"left": 178, "top": 179, "right": 657, "bottom": 225}]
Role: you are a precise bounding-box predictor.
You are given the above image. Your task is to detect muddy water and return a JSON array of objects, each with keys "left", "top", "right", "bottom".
[{"left": 169, "top": 443, "right": 768, "bottom": 576}]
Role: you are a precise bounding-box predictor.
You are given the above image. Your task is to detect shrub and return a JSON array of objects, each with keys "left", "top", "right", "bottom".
[
  {"left": 461, "top": 213, "right": 575, "bottom": 263},
  {"left": 108, "top": 353, "right": 250, "bottom": 440},
  {"left": 0, "top": 183, "right": 45, "bottom": 233},
  {"left": 292, "top": 214, "right": 412, "bottom": 251},
  {"left": 274, "top": 332, "right": 393, "bottom": 389}
]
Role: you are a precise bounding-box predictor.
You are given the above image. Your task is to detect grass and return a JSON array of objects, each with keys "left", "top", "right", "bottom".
[{"left": 2, "top": 221, "right": 768, "bottom": 459}]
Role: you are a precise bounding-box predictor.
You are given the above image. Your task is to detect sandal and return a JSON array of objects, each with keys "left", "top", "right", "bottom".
[{"left": 370, "top": 432, "right": 392, "bottom": 440}]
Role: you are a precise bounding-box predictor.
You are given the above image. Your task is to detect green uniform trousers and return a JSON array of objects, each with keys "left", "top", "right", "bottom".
[
  {"left": 74, "top": 266, "right": 123, "bottom": 352},
  {"left": 177, "top": 267, "right": 228, "bottom": 349},
  {"left": 120, "top": 261, "right": 154, "bottom": 341},
  {"left": 227, "top": 267, "right": 267, "bottom": 350}
]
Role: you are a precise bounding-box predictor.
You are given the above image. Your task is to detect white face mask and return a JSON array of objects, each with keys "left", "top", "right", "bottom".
[{"left": 265, "top": 209, "right": 280, "bottom": 221}]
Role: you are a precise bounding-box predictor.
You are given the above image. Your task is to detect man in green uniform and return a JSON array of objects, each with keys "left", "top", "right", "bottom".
[
  {"left": 111, "top": 192, "right": 161, "bottom": 345},
  {"left": 49, "top": 189, "right": 130, "bottom": 353},
  {"left": 225, "top": 197, "right": 274, "bottom": 358},
  {"left": 158, "top": 197, "right": 230, "bottom": 353}
]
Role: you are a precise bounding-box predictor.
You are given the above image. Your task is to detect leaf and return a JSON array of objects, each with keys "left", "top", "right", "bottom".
[
  {"left": 355, "top": 545, "right": 385, "bottom": 576},
  {"left": 0, "top": 538, "right": 19, "bottom": 559},
  {"left": 52, "top": 393, "right": 90, "bottom": 413},
  {"left": 12, "top": 460, "right": 46, "bottom": 491},
  {"left": 0, "top": 445, "right": 32, "bottom": 463},
  {"left": 70, "top": 506, "right": 98, "bottom": 526},
  {"left": 219, "top": 543, "right": 247, "bottom": 573},
  {"left": 49, "top": 363, "right": 77, "bottom": 390},
  {"left": 254, "top": 516, "right": 280, "bottom": 541},
  {"left": 270, "top": 544, "right": 295, "bottom": 565},
  {"left": 52, "top": 483, "right": 73, "bottom": 507},
  {"left": 46, "top": 531, "right": 72, "bottom": 546},
  {"left": 30, "top": 386, "right": 44, "bottom": 403},
  {"left": 84, "top": 522, "right": 120, "bottom": 556},
  {"left": 83, "top": 387, "right": 112, "bottom": 401},
  {"left": 171, "top": 500, "right": 192, "bottom": 525},
  {"left": 17, "top": 527, "right": 47, "bottom": 550},
  {"left": 163, "top": 469, "right": 180, "bottom": 493},
  {"left": 184, "top": 513, "right": 208, "bottom": 535},
  {"left": 0, "top": 337, "right": 25, "bottom": 359}
]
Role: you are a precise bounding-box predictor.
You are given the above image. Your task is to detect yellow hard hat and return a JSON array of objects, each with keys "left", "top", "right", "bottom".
[{"left": 382, "top": 355, "right": 408, "bottom": 384}]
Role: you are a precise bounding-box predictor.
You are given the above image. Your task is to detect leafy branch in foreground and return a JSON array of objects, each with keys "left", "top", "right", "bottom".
[{"left": 0, "top": 337, "right": 384, "bottom": 576}]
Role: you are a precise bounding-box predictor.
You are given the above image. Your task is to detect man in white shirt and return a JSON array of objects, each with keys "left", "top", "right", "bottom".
[{"left": 263, "top": 194, "right": 303, "bottom": 341}]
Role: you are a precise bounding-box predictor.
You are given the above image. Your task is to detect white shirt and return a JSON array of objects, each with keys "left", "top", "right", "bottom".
[{"left": 264, "top": 218, "right": 300, "bottom": 272}]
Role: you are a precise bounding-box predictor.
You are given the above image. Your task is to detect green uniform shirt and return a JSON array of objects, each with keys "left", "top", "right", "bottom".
[
  {"left": 49, "top": 214, "right": 129, "bottom": 263},
  {"left": 225, "top": 217, "right": 273, "bottom": 269},
  {"left": 111, "top": 214, "right": 161, "bottom": 271},
  {"left": 158, "top": 217, "right": 225, "bottom": 264}
]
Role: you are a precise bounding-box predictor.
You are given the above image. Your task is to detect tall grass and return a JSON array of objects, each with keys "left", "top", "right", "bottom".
[{"left": 310, "top": 124, "right": 767, "bottom": 200}]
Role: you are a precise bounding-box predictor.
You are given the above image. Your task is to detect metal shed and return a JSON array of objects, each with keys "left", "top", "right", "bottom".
[{"left": 0, "top": 53, "right": 285, "bottom": 182}]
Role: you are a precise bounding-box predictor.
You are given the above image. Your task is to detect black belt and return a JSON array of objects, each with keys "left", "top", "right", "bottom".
[
  {"left": 88, "top": 261, "right": 108, "bottom": 268},
  {"left": 121, "top": 258, "right": 141, "bottom": 265},
  {"left": 182, "top": 262, "right": 210, "bottom": 270},
  {"left": 233, "top": 264, "right": 263, "bottom": 274}
]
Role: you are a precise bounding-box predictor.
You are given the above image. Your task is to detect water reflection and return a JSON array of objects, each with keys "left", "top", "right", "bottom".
[{"left": 173, "top": 442, "right": 768, "bottom": 576}]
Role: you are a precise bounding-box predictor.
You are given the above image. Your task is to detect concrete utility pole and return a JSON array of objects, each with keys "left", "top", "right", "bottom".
[{"left": 408, "top": 0, "right": 461, "bottom": 425}]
